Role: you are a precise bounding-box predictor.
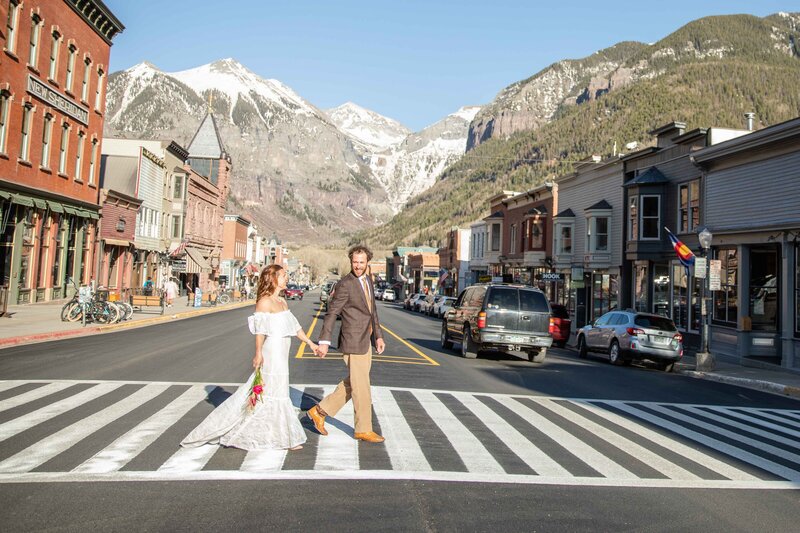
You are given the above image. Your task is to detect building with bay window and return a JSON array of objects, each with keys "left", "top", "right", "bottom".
[
  {"left": 691, "top": 116, "right": 800, "bottom": 370},
  {"left": 553, "top": 155, "right": 624, "bottom": 331},
  {"left": 621, "top": 121, "right": 749, "bottom": 349},
  {"left": 0, "top": 0, "right": 123, "bottom": 303}
]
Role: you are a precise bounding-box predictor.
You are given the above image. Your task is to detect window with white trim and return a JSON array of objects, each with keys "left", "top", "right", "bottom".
[
  {"left": 556, "top": 222, "right": 573, "bottom": 255},
  {"left": 628, "top": 196, "right": 638, "bottom": 240},
  {"left": 19, "top": 103, "right": 33, "bottom": 161},
  {"left": 74, "top": 131, "right": 84, "bottom": 180},
  {"left": 28, "top": 14, "right": 42, "bottom": 68},
  {"left": 490, "top": 223, "right": 500, "bottom": 252},
  {"left": 5, "top": 0, "right": 20, "bottom": 55},
  {"left": 41, "top": 113, "right": 53, "bottom": 167},
  {"left": 509, "top": 224, "right": 517, "bottom": 254},
  {"left": 0, "top": 91, "right": 11, "bottom": 154},
  {"left": 88, "top": 139, "right": 97, "bottom": 185},
  {"left": 94, "top": 68, "right": 104, "bottom": 110},
  {"left": 65, "top": 44, "right": 77, "bottom": 92},
  {"left": 587, "top": 216, "right": 609, "bottom": 252},
  {"left": 678, "top": 180, "right": 700, "bottom": 233},
  {"left": 81, "top": 58, "right": 91, "bottom": 101},
  {"left": 58, "top": 122, "right": 69, "bottom": 174},
  {"left": 640, "top": 195, "right": 660, "bottom": 239},
  {"left": 48, "top": 30, "right": 61, "bottom": 81}
]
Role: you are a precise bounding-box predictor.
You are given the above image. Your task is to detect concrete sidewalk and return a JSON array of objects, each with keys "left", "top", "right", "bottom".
[{"left": 0, "top": 298, "right": 252, "bottom": 348}]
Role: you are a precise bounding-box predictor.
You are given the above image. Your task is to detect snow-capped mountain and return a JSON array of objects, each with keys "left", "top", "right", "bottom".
[
  {"left": 326, "top": 102, "right": 410, "bottom": 150},
  {"left": 104, "top": 58, "right": 479, "bottom": 244},
  {"left": 369, "top": 106, "right": 481, "bottom": 212}
]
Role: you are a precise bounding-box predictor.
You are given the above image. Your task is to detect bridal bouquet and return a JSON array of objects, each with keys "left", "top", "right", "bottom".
[{"left": 246, "top": 367, "right": 265, "bottom": 413}]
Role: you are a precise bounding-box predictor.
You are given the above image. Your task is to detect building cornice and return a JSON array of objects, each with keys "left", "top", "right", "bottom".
[
  {"left": 692, "top": 117, "right": 800, "bottom": 165},
  {"left": 64, "top": 0, "right": 125, "bottom": 45}
]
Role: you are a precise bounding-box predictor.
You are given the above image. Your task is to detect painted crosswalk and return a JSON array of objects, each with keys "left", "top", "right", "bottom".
[{"left": 0, "top": 379, "right": 799, "bottom": 488}]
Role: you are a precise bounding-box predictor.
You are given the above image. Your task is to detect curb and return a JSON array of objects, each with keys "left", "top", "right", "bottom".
[
  {"left": 677, "top": 368, "right": 800, "bottom": 400},
  {"left": 0, "top": 300, "right": 252, "bottom": 349}
]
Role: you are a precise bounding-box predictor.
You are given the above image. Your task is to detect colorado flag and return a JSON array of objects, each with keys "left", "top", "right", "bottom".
[{"left": 665, "top": 227, "right": 695, "bottom": 269}]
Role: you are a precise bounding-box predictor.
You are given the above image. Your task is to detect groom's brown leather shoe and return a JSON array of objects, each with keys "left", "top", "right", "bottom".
[
  {"left": 354, "top": 431, "right": 385, "bottom": 443},
  {"left": 307, "top": 405, "right": 328, "bottom": 436}
]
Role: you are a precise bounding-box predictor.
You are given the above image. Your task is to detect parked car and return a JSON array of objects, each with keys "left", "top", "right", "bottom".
[
  {"left": 575, "top": 310, "right": 683, "bottom": 372},
  {"left": 404, "top": 293, "right": 423, "bottom": 310},
  {"left": 382, "top": 289, "right": 396, "bottom": 302},
  {"left": 549, "top": 303, "right": 571, "bottom": 348},
  {"left": 433, "top": 296, "right": 456, "bottom": 318},
  {"left": 441, "top": 284, "right": 553, "bottom": 363},
  {"left": 420, "top": 294, "right": 442, "bottom": 315},
  {"left": 319, "top": 281, "right": 337, "bottom": 310},
  {"left": 284, "top": 284, "right": 304, "bottom": 300}
]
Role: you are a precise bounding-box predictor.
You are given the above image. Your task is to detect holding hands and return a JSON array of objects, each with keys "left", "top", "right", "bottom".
[{"left": 314, "top": 343, "right": 328, "bottom": 358}]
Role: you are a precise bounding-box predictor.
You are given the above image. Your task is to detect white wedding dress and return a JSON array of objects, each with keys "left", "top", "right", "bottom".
[{"left": 180, "top": 311, "right": 307, "bottom": 450}]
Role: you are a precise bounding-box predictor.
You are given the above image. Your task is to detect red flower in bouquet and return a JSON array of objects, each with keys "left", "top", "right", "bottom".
[{"left": 246, "top": 367, "right": 265, "bottom": 413}]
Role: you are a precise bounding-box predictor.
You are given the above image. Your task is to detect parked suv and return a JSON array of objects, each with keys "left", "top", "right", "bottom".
[
  {"left": 441, "top": 284, "right": 553, "bottom": 363},
  {"left": 319, "top": 281, "right": 337, "bottom": 310},
  {"left": 575, "top": 310, "right": 683, "bottom": 372}
]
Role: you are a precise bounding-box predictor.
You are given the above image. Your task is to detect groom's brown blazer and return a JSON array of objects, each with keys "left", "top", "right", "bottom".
[{"left": 319, "top": 272, "right": 383, "bottom": 354}]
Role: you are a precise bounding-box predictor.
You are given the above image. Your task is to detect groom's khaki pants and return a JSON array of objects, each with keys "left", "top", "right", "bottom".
[{"left": 319, "top": 347, "right": 373, "bottom": 433}]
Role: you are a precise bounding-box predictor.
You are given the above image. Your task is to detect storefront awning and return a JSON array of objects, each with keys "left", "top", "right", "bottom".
[
  {"left": 104, "top": 238, "right": 131, "bottom": 247},
  {"left": 11, "top": 194, "right": 34, "bottom": 207},
  {"left": 185, "top": 247, "right": 212, "bottom": 273},
  {"left": 0, "top": 191, "right": 10, "bottom": 200},
  {"left": 47, "top": 201, "right": 64, "bottom": 213},
  {"left": 32, "top": 198, "right": 48, "bottom": 210},
  {"left": 63, "top": 206, "right": 79, "bottom": 215}
]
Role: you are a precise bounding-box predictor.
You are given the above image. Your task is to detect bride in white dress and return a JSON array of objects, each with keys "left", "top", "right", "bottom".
[{"left": 181, "top": 265, "right": 318, "bottom": 451}]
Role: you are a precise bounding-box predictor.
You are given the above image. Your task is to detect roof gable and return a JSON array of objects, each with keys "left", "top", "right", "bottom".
[{"left": 188, "top": 113, "right": 226, "bottom": 159}]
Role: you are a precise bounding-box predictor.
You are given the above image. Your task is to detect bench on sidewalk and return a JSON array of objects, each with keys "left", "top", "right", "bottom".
[{"left": 130, "top": 294, "right": 165, "bottom": 315}]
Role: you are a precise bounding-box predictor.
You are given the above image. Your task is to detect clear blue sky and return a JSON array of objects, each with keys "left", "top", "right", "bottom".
[{"left": 104, "top": 1, "right": 794, "bottom": 131}]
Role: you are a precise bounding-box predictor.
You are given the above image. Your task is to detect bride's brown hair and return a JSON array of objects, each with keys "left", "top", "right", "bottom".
[{"left": 257, "top": 264, "right": 284, "bottom": 301}]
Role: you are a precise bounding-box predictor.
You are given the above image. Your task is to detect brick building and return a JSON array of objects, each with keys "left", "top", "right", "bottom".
[{"left": 0, "top": 0, "right": 123, "bottom": 303}]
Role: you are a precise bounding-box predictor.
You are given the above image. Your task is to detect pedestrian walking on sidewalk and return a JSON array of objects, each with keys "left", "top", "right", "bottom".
[
  {"left": 307, "top": 244, "right": 386, "bottom": 443},
  {"left": 164, "top": 278, "right": 179, "bottom": 308}
]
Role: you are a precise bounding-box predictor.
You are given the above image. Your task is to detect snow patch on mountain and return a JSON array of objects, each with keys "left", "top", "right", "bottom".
[{"left": 326, "top": 102, "right": 411, "bottom": 149}]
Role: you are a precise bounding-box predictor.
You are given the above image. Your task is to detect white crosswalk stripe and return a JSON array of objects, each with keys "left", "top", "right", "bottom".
[{"left": 0, "top": 380, "right": 798, "bottom": 489}]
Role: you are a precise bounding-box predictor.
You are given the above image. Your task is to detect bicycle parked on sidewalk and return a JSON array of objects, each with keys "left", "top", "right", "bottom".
[{"left": 60, "top": 279, "right": 130, "bottom": 326}]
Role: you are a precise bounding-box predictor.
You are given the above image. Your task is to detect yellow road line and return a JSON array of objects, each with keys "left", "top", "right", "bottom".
[
  {"left": 295, "top": 307, "right": 439, "bottom": 367},
  {"left": 297, "top": 356, "right": 436, "bottom": 366},
  {"left": 294, "top": 306, "right": 323, "bottom": 359},
  {"left": 380, "top": 325, "right": 440, "bottom": 366}
]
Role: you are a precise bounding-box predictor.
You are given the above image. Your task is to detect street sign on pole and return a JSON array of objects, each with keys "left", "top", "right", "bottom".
[
  {"left": 694, "top": 257, "right": 707, "bottom": 278},
  {"left": 709, "top": 259, "right": 722, "bottom": 291}
]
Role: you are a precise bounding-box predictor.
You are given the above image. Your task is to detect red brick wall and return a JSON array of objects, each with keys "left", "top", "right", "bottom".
[
  {"left": 99, "top": 199, "right": 137, "bottom": 241},
  {"left": 0, "top": 0, "right": 113, "bottom": 207}
]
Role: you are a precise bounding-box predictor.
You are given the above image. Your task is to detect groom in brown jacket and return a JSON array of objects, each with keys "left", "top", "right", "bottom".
[{"left": 307, "top": 245, "right": 386, "bottom": 443}]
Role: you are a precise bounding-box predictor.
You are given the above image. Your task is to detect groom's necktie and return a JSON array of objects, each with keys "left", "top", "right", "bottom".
[{"left": 361, "top": 277, "right": 372, "bottom": 312}]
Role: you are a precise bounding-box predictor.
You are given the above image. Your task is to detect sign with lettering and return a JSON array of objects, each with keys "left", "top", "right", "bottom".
[
  {"left": 694, "top": 257, "right": 706, "bottom": 278},
  {"left": 536, "top": 272, "right": 564, "bottom": 282},
  {"left": 709, "top": 260, "right": 722, "bottom": 291},
  {"left": 27, "top": 75, "right": 89, "bottom": 125},
  {"left": 171, "top": 260, "right": 187, "bottom": 273}
]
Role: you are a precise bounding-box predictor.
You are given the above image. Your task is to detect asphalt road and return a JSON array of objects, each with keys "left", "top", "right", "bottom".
[{"left": 1, "top": 293, "right": 799, "bottom": 531}]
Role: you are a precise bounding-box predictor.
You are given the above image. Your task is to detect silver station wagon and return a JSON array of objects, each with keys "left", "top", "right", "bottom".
[{"left": 575, "top": 310, "right": 684, "bottom": 372}]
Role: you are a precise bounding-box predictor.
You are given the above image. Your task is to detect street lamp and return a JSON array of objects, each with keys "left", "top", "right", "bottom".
[{"left": 696, "top": 226, "right": 714, "bottom": 371}]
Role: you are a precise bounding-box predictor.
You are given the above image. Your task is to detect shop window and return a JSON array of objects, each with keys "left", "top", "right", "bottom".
[
  {"left": 795, "top": 245, "right": 800, "bottom": 338},
  {"left": 653, "top": 264, "right": 669, "bottom": 316},
  {"left": 712, "top": 248, "right": 738, "bottom": 326},
  {"left": 641, "top": 195, "right": 660, "bottom": 239},
  {"left": 36, "top": 212, "right": 50, "bottom": 289},
  {"left": 633, "top": 262, "right": 649, "bottom": 312},
  {"left": 678, "top": 180, "right": 700, "bottom": 233},
  {"left": 592, "top": 273, "right": 618, "bottom": 321},
  {"left": 671, "top": 263, "right": 689, "bottom": 330},
  {"left": 50, "top": 214, "right": 63, "bottom": 287},
  {"left": 749, "top": 247, "right": 779, "bottom": 331},
  {"left": 0, "top": 204, "right": 17, "bottom": 286},
  {"left": 19, "top": 208, "right": 35, "bottom": 290}
]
